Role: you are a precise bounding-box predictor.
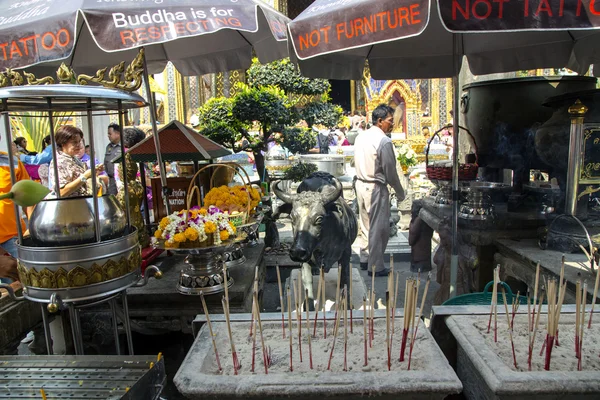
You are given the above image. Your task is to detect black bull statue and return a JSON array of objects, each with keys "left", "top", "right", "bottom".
[{"left": 272, "top": 172, "right": 358, "bottom": 308}]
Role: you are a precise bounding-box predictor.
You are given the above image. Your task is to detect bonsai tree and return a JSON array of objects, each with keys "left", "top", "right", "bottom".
[
  {"left": 197, "top": 97, "right": 248, "bottom": 152},
  {"left": 232, "top": 84, "right": 294, "bottom": 181},
  {"left": 281, "top": 126, "right": 316, "bottom": 155}
]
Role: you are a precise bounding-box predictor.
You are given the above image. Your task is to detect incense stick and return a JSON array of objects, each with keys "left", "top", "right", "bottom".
[
  {"left": 386, "top": 291, "right": 391, "bottom": 371},
  {"left": 579, "top": 282, "right": 587, "bottom": 371},
  {"left": 334, "top": 266, "right": 342, "bottom": 337},
  {"left": 327, "top": 291, "right": 344, "bottom": 370},
  {"left": 501, "top": 288, "right": 518, "bottom": 369},
  {"left": 349, "top": 264, "right": 354, "bottom": 333},
  {"left": 488, "top": 266, "right": 499, "bottom": 336},
  {"left": 200, "top": 292, "right": 222, "bottom": 372},
  {"left": 528, "top": 291, "right": 545, "bottom": 370},
  {"left": 221, "top": 296, "right": 239, "bottom": 375},
  {"left": 343, "top": 286, "right": 348, "bottom": 371},
  {"left": 408, "top": 273, "right": 431, "bottom": 370},
  {"left": 363, "top": 295, "right": 368, "bottom": 366},
  {"left": 527, "top": 292, "right": 532, "bottom": 370},
  {"left": 287, "top": 285, "right": 293, "bottom": 372},
  {"left": 293, "top": 279, "right": 303, "bottom": 363},
  {"left": 249, "top": 266, "right": 258, "bottom": 336},
  {"left": 576, "top": 280, "right": 582, "bottom": 359},
  {"left": 555, "top": 256, "right": 565, "bottom": 346},
  {"left": 313, "top": 266, "right": 324, "bottom": 338},
  {"left": 531, "top": 262, "right": 540, "bottom": 331},
  {"left": 322, "top": 267, "right": 327, "bottom": 338},
  {"left": 371, "top": 266, "right": 376, "bottom": 341},
  {"left": 589, "top": 255, "right": 600, "bottom": 328},
  {"left": 276, "top": 264, "right": 285, "bottom": 339},
  {"left": 253, "top": 291, "right": 269, "bottom": 374},
  {"left": 400, "top": 278, "right": 415, "bottom": 362},
  {"left": 305, "top": 289, "right": 313, "bottom": 369}
]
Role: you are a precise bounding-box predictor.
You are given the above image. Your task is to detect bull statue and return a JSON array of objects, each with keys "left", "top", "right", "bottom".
[{"left": 272, "top": 172, "right": 358, "bottom": 308}]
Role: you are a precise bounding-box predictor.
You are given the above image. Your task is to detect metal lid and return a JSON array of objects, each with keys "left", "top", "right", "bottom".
[
  {"left": 543, "top": 88, "right": 600, "bottom": 107},
  {"left": 0, "top": 85, "right": 147, "bottom": 112}
]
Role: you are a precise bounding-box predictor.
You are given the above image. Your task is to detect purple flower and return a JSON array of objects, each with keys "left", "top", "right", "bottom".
[
  {"left": 190, "top": 205, "right": 201, "bottom": 211},
  {"left": 208, "top": 206, "right": 222, "bottom": 215}
]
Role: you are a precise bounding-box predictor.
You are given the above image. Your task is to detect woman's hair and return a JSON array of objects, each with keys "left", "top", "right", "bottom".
[
  {"left": 54, "top": 125, "right": 83, "bottom": 150},
  {"left": 42, "top": 135, "right": 51, "bottom": 150},
  {"left": 13, "top": 137, "right": 26, "bottom": 148}
]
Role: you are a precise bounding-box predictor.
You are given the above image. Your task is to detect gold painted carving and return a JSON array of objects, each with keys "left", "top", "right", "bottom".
[
  {"left": 0, "top": 49, "right": 145, "bottom": 92},
  {"left": 17, "top": 248, "right": 141, "bottom": 289}
]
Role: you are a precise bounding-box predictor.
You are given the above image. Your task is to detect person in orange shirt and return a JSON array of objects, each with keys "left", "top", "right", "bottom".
[{"left": 0, "top": 142, "right": 30, "bottom": 262}]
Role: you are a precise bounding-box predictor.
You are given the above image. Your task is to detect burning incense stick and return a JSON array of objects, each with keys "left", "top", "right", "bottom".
[
  {"left": 276, "top": 264, "right": 285, "bottom": 339},
  {"left": 349, "top": 264, "right": 354, "bottom": 333},
  {"left": 327, "top": 292, "right": 344, "bottom": 370},
  {"left": 313, "top": 266, "right": 324, "bottom": 338},
  {"left": 221, "top": 296, "right": 239, "bottom": 375},
  {"left": 363, "top": 295, "right": 368, "bottom": 366},
  {"left": 386, "top": 291, "right": 391, "bottom": 371},
  {"left": 253, "top": 291, "right": 269, "bottom": 374},
  {"left": 531, "top": 262, "right": 540, "bottom": 331},
  {"left": 589, "top": 256, "right": 599, "bottom": 328},
  {"left": 528, "top": 291, "right": 545, "bottom": 370},
  {"left": 305, "top": 289, "right": 313, "bottom": 369},
  {"left": 408, "top": 273, "right": 431, "bottom": 371},
  {"left": 501, "top": 288, "right": 518, "bottom": 369},
  {"left": 343, "top": 286, "right": 349, "bottom": 371},
  {"left": 577, "top": 281, "right": 587, "bottom": 371},
  {"left": 200, "top": 292, "right": 222, "bottom": 372},
  {"left": 287, "top": 285, "right": 293, "bottom": 372}
]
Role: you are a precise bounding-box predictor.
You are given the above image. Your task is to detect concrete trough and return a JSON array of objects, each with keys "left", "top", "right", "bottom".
[
  {"left": 176, "top": 311, "right": 462, "bottom": 399},
  {"left": 445, "top": 309, "right": 600, "bottom": 400}
]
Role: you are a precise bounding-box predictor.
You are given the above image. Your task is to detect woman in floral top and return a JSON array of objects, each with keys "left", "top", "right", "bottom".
[{"left": 48, "top": 125, "right": 104, "bottom": 198}]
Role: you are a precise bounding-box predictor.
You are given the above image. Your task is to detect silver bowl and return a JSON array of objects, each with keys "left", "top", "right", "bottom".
[{"left": 29, "top": 195, "right": 127, "bottom": 246}]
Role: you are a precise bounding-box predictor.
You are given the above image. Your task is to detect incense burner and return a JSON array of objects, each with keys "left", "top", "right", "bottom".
[
  {"left": 446, "top": 312, "right": 600, "bottom": 400},
  {"left": 175, "top": 311, "right": 462, "bottom": 400}
]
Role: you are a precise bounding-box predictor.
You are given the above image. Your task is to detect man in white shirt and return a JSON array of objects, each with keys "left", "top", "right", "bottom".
[{"left": 354, "top": 105, "right": 406, "bottom": 276}]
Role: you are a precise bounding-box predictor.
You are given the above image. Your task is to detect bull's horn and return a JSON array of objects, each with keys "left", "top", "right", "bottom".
[
  {"left": 272, "top": 180, "right": 295, "bottom": 204},
  {"left": 321, "top": 178, "right": 342, "bottom": 205}
]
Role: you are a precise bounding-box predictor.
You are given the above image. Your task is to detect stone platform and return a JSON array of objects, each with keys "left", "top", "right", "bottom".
[
  {"left": 494, "top": 238, "right": 593, "bottom": 304},
  {"left": 126, "top": 244, "right": 265, "bottom": 335}
]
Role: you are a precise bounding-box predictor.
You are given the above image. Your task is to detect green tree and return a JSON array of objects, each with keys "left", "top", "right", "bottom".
[
  {"left": 299, "top": 101, "right": 343, "bottom": 129},
  {"left": 232, "top": 84, "right": 294, "bottom": 181},
  {"left": 247, "top": 58, "right": 330, "bottom": 96}
]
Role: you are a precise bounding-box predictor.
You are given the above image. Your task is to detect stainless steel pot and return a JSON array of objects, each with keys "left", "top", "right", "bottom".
[
  {"left": 29, "top": 195, "right": 127, "bottom": 246},
  {"left": 298, "top": 154, "right": 345, "bottom": 177}
]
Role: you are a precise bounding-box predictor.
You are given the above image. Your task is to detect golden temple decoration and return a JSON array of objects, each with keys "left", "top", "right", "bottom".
[
  {"left": 578, "top": 185, "right": 600, "bottom": 200},
  {"left": 0, "top": 49, "right": 145, "bottom": 92},
  {"left": 57, "top": 63, "right": 75, "bottom": 84},
  {"left": 17, "top": 248, "right": 141, "bottom": 289}
]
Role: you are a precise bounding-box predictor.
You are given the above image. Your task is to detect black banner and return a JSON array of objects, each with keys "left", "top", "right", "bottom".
[
  {"left": 82, "top": 0, "right": 282, "bottom": 52},
  {"left": 290, "top": 0, "right": 430, "bottom": 59},
  {"left": 439, "top": 0, "right": 600, "bottom": 32},
  {"left": 0, "top": 0, "right": 79, "bottom": 70},
  {"left": 582, "top": 127, "right": 600, "bottom": 184}
]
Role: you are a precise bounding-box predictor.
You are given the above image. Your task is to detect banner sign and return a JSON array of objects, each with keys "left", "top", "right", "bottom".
[
  {"left": 290, "top": 0, "right": 430, "bottom": 59},
  {"left": 0, "top": 0, "right": 80, "bottom": 70},
  {"left": 581, "top": 127, "right": 600, "bottom": 184},
  {"left": 82, "top": 0, "right": 287, "bottom": 52},
  {"left": 439, "top": 0, "right": 600, "bottom": 32}
]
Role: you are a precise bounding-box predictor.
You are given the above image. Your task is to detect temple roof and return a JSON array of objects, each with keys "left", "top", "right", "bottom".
[{"left": 125, "top": 120, "right": 231, "bottom": 163}]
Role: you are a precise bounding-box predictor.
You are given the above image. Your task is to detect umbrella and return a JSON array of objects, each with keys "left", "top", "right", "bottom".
[
  {"left": 0, "top": 0, "right": 290, "bottom": 208},
  {"left": 0, "top": 0, "right": 290, "bottom": 75},
  {"left": 288, "top": 0, "right": 600, "bottom": 298},
  {"left": 288, "top": 0, "right": 600, "bottom": 80}
]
